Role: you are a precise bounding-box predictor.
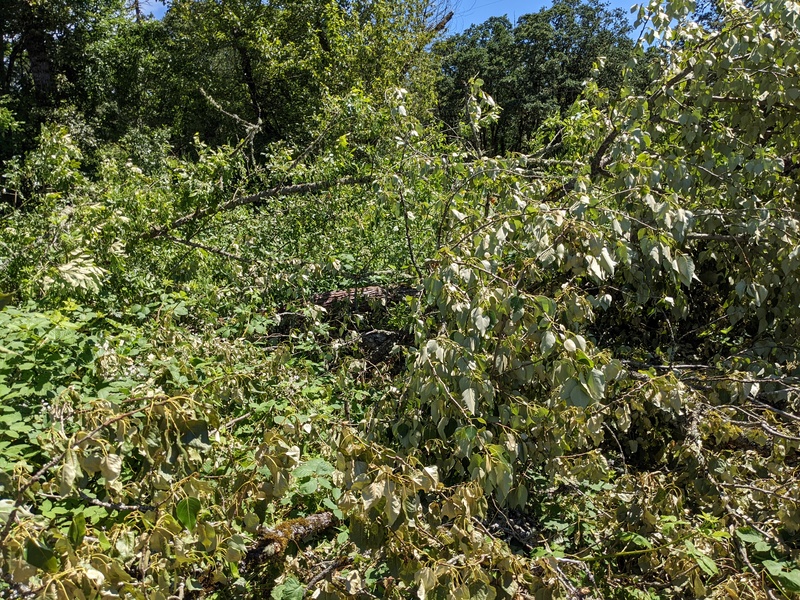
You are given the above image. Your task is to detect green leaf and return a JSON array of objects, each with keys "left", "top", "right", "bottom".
[
  {"left": 473, "top": 310, "right": 491, "bottom": 336},
  {"left": 534, "top": 296, "right": 556, "bottom": 317},
  {"left": 693, "top": 552, "right": 718, "bottom": 576},
  {"left": 271, "top": 577, "right": 305, "bottom": 600},
  {"left": 574, "top": 349, "right": 594, "bottom": 367},
  {"left": 540, "top": 330, "right": 556, "bottom": 357},
  {"left": 622, "top": 531, "right": 652, "bottom": 548},
  {"left": 298, "top": 479, "right": 318, "bottom": 494},
  {"left": 293, "top": 458, "right": 335, "bottom": 479},
  {"left": 68, "top": 511, "right": 86, "bottom": 548},
  {"left": 561, "top": 378, "right": 593, "bottom": 408},
  {"left": 676, "top": 254, "right": 695, "bottom": 288},
  {"left": 763, "top": 560, "right": 786, "bottom": 577},
  {"left": 462, "top": 388, "right": 477, "bottom": 414},
  {"left": 586, "top": 369, "right": 605, "bottom": 402},
  {"left": 24, "top": 539, "right": 59, "bottom": 573},
  {"left": 777, "top": 570, "right": 800, "bottom": 592},
  {"left": 684, "top": 540, "right": 718, "bottom": 575},
  {"left": 735, "top": 527, "right": 763, "bottom": 544},
  {"left": 176, "top": 497, "right": 201, "bottom": 531}
]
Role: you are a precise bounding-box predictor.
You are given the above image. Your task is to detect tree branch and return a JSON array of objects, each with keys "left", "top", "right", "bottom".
[
  {"left": 161, "top": 234, "right": 250, "bottom": 262},
  {"left": 145, "top": 177, "right": 372, "bottom": 240},
  {"left": 685, "top": 232, "right": 750, "bottom": 243},
  {"left": 245, "top": 512, "right": 336, "bottom": 567},
  {"left": 590, "top": 126, "right": 618, "bottom": 179},
  {"left": 430, "top": 11, "right": 454, "bottom": 33}
]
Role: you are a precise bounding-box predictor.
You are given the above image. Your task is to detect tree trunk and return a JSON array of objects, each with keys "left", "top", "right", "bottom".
[{"left": 23, "top": 27, "right": 54, "bottom": 102}]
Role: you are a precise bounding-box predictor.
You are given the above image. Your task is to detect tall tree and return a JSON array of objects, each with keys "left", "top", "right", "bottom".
[
  {"left": 433, "top": 0, "right": 634, "bottom": 155},
  {"left": 0, "top": 0, "right": 133, "bottom": 164}
]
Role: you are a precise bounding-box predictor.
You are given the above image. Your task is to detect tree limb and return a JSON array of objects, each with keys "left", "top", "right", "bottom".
[
  {"left": 245, "top": 512, "right": 336, "bottom": 567},
  {"left": 145, "top": 176, "right": 372, "bottom": 240},
  {"left": 161, "top": 234, "right": 250, "bottom": 262}
]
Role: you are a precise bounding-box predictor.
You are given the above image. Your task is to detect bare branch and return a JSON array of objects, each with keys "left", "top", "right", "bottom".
[
  {"left": 307, "top": 556, "right": 354, "bottom": 588},
  {"left": 686, "top": 232, "right": 750, "bottom": 243},
  {"left": 200, "top": 87, "right": 260, "bottom": 133},
  {"left": 161, "top": 234, "right": 251, "bottom": 262},
  {"left": 145, "top": 176, "right": 372, "bottom": 240},
  {"left": 78, "top": 491, "right": 156, "bottom": 513}
]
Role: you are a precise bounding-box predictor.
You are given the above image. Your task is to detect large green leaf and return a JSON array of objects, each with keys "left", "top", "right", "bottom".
[
  {"left": 176, "top": 497, "right": 202, "bottom": 531},
  {"left": 24, "top": 539, "right": 59, "bottom": 573},
  {"left": 271, "top": 577, "right": 305, "bottom": 600}
]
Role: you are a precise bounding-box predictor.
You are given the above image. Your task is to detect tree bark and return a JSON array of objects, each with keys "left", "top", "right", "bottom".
[{"left": 23, "top": 27, "right": 54, "bottom": 102}]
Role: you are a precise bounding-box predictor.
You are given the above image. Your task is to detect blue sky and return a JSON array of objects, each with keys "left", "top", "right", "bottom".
[
  {"left": 142, "top": 0, "right": 640, "bottom": 34},
  {"left": 447, "top": 0, "right": 638, "bottom": 32}
]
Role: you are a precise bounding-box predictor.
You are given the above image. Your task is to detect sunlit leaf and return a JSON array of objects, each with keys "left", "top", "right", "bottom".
[{"left": 176, "top": 497, "right": 201, "bottom": 531}]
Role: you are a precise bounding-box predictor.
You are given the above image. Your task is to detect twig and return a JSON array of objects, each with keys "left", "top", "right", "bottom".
[
  {"left": 729, "top": 405, "right": 800, "bottom": 442},
  {"left": 145, "top": 177, "right": 371, "bottom": 239},
  {"left": 685, "top": 232, "right": 750, "bottom": 243},
  {"left": 307, "top": 556, "right": 353, "bottom": 588},
  {"left": 752, "top": 399, "right": 800, "bottom": 424},
  {"left": 200, "top": 88, "right": 261, "bottom": 132},
  {"left": 736, "top": 536, "right": 781, "bottom": 600},
  {"left": 603, "top": 422, "right": 628, "bottom": 475},
  {"left": 161, "top": 234, "right": 251, "bottom": 262},
  {"left": 621, "top": 360, "right": 717, "bottom": 371},
  {"left": 398, "top": 187, "right": 422, "bottom": 279},
  {"left": 210, "top": 412, "right": 252, "bottom": 436},
  {"left": 78, "top": 491, "right": 156, "bottom": 513},
  {"left": 167, "top": 577, "right": 186, "bottom": 600},
  {"left": 718, "top": 483, "right": 799, "bottom": 505}
]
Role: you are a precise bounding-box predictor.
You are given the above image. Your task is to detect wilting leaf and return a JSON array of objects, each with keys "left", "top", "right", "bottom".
[
  {"left": 181, "top": 419, "right": 211, "bottom": 451},
  {"left": 100, "top": 454, "right": 122, "bottom": 482}
]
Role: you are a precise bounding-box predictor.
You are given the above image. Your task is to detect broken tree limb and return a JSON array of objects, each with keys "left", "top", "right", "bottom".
[
  {"left": 160, "top": 234, "right": 251, "bottom": 262},
  {"left": 313, "top": 285, "right": 419, "bottom": 310},
  {"left": 145, "top": 176, "right": 372, "bottom": 240},
  {"left": 431, "top": 11, "right": 454, "bottom": 33},
  {"left": 245, "top": 512, "right": 335, "bottom": 567}
]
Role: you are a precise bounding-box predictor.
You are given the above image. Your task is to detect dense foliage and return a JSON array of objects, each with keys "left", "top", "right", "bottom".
[
  {"left": 432, "top": 0, "right": 635, "bottom": 155},
  {"left": 2, "top": 0, "right": 800, "bottom": 598}
]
